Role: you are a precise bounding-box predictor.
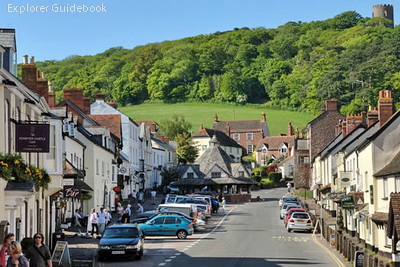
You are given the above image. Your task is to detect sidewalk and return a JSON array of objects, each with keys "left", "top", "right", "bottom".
[{"left": 63, "top": 192, "right": 165, "bottom": 266}]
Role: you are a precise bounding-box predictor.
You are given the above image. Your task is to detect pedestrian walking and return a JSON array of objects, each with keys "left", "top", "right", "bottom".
[
  {"left": 221, "top": 197, "right": 226, "bottom": 213},
  {"left": 0, "top": 233, "right": 14, "bottom": 267},
  {"left": 132, "top": 190, "right": 137, "bottom": 204},
  {"left": 89, "top": 208, "right": 99, "bottom": 236},
  {"left": 116, "top": 202, "right": 124, "bottom": 214},
  {"left": 137, "top": 203, "right": 144, "bottom": 214},
  {"left": 6, "top": 241, "right": 28, "bottom": 267},
  {"left": 138, "top": 190, "right": 144, "bottom": 204},
  {"left": 74, "top": 209, "right": 83, "bottom": 227},
  {"left": 151, "top": 189, "right": 157, "bottom": 205},
  {"left": 25, "top": 233, "right": 52, "bottom": 267},
  {"left": 287, "top": 182, "right": 292, "bottom": 193},
  {"left": 105, "top": 209, "right": 112, "bottom": 226},
  {"left": 97, "top": 208, "right": 107, "bottom": 234}
]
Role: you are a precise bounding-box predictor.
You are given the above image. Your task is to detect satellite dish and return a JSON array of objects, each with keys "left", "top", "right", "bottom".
[{"left": 119, "top": 167, "right": 127, "bottom": 174}]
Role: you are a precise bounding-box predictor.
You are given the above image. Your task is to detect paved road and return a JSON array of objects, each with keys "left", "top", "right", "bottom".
[{"left": 94, "top": 188, "right": 343, "bottom": 267}]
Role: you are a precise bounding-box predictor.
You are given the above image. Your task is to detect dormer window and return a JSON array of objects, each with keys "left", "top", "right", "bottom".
[
  {"left": 187, "top": 172, "right": 194, "bottom": 179},
  {"left": 211, "top": 172, "right": 221, "bottom": 178}
]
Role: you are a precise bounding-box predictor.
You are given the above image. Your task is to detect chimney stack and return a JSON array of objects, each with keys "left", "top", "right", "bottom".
[
  {"left": 21, "top": 55, "right": 48, "bottom": 100},
  {"left": 342, "top": 119, "right": 347, "bottom": 137},
  {"left": 325, "top": 100, "right": 338, "bottom": 111},
  {"left": 261, "top": 112, "right": 266, "bottom": 122},
  {"left": 63, "top": 88, "right": 84, "bottom": 111},
  {"left": 95, "top": 93, "right": 106, "bottom": 101},
  {"left": 107, "top": 100, "right": 118, "bottom": 109},
  {"left": 225, "top": 122, "right": 230, "bottom": 136},
  {"left": 378, "top": 90, "right": 395, "bottom": 127},
  {"left": 288, "top": 122, "right": 293, "bottom": 136},
  {"left": 294, "top": 127, "right": 299, "bottom": 139},
  {"left": 214, "top": 114, "right": 219, "bottom": 122},
  {"left": 83, "top": 97, "right": 91, "bottom": 114},
  {"left": 367, "top": 106, "right": 379, "bottom": 127}
]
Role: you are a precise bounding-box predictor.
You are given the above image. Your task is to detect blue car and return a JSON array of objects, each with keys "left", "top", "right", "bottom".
[
  {"left": 98, "top": 224, "right": 144, "bottom": 261},
  {"left": 139, "top": 215, "right": 194, "bottom": 239}
]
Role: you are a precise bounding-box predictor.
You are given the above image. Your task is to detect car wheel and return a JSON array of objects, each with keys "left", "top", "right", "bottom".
[
  {"left": 98, "top": 254, "right": 105, "bottom": 262},
  {"left": 177, "top": 230, "right": 188, "bottom": 239},
  {"left": 135, "top": 252, "right": 142, "bottom": 260},
  {"left": 287, "top": 227, "right": 291, "bottom": 233}
]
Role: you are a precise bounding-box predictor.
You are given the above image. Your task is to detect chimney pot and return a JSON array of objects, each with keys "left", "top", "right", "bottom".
[
  {"left": 214, "top": 114, "right": 218, "bottom": 122},
  {"left": 23, "top": 55, "right": 28, "bottom": 64},
  {"left": 30, "top": 56, "right": 35, "bottom": 64}
]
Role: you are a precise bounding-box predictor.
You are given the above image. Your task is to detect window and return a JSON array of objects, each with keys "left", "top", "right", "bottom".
[
  {"left": 211, "top": 172, "right": 221, "bottom": 178},
  {"left": 153, "top": 217, "right": 164, "bottom": 225},
  {"left": 165, "top": 217, "right": 180, "bottom": 224},
  {"left": 112, "top": 166, "right": 116, "bottom": 182},
  {"left": 96, "top": 159, "right": 99, "bottom": 175},
  {"left": 299, "top": 156, "right": 309, "bottom": 164},
  {"left": 187, "top": 172, "right": 194, "bottom": 179},
  {"left": 396, "top": 176, "right": 400, "bottom": 193},
  {"left": 247, "top": 144, "right": 253, "bottom": 154},
  {"left": 383, "top": 178, "right": 388, "bottom": 199},
  {"left": 246, "top": 133, "right": 253, "bottom": 140},
  {"left": 102, "top": 161, "right": 105, "bottom": 176},
  {"left": 238, "top": 171, "right": 244, "bottom": 177},
  {"left": 233, "top": 133, "right": 240, "bottom": 141}
]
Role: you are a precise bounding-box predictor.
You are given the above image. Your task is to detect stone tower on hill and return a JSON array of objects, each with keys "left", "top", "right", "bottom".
[{"left": 372, "top": 4, "right": 394, "bottom": 28}]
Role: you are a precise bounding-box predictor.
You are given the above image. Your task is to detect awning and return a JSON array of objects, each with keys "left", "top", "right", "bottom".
[
  {"left": 64, "top": 160, "right": 85, "bottom": 178},
  {"left": 371, "top": 212, "right": 388, "bottom": 227},
  {"left": 74, "top": 179, "right": 93, "bottom": 191}
]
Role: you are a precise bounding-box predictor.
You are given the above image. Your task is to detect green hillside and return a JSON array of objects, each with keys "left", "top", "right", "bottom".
[
  {"left": 119, "top": 102, "right": 314, "bottom": 136},
  {"left": 35, "top": 11, "right": 400, "bottom": 115}
]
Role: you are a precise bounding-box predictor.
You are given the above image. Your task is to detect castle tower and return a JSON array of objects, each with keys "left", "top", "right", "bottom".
[{"left": 372, "top": 4, "right": 394, "bottom": 28}]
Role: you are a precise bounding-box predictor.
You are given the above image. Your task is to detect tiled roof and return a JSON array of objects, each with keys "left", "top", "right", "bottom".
[
  {"left": 195, "top": 136, "right": 233, "bottom": 175},
  {"left": 0, "top": 29, "right": 16, "bottom": 51},
  {"left": 388, "top": 193, "right": 400, "bottom": 239},
  {"left": 64, "top": 159, "right": 84, "bottom": 178},
  {"left": 88, "top": 114, "right": 122, "bottom": 139},
  {"left": 193, "top": 127, "right": 241, "bottom": 148},
  {"left": 213, "top": 120, "right": 266, "bottom": 132},
  {"left": 255, "top": 135, "right": 295, "bottom": 151},
  {"left": 374, "top": 149, "right": 400, "bottom": 177},
  {"left": 371, "top": 212, "right": 388, "bottom": 225},
  {"left": 178, "top": 165, "right": 204, "bottom": 179},
  {"left": 174, "top": 177, "right": 257, "bottom": 186}
]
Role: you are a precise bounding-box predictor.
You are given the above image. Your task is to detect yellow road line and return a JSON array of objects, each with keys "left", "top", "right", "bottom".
[{"left": 311, "top": 233, "right": 346, "bottom": 267}]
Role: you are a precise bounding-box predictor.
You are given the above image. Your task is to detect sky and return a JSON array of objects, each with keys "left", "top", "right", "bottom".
[{"left": 1, "top": 0, "right": 398, "bottom": 62}]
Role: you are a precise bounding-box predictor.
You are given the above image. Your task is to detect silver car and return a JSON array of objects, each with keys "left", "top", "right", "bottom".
[
  {"left": 280, "top": 203, "right": 301, "bottom": 219},
  {"left": 287, "top": 212, "right": 313, "bottom": 233}
]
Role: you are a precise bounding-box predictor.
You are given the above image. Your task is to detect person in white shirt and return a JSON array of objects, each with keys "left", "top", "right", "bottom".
[
  {"left": 151, "top": 189, "right": 157, "bottom": 205},
  {"left": 89, "top": 208, "right": 99, "bottom": 236},
  {"left": 125, "top": 204, "right": 132, "bottom": 217},
  {"left": 287, "top": 182, "right": 292, "bottom": 193},
  {"left": 137, "top": 203, "right": 144, "bottom": 214},
  {"left": 97, "top": 208, "right": 107, "bottom": 234},
  {"left": 104, "top": 209, "right": 112, "bottom": 226}
]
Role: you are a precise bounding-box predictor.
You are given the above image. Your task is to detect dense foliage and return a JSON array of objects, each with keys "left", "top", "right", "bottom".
[{"left": 35, "top": 12, "right": 400, "bottom": 114}]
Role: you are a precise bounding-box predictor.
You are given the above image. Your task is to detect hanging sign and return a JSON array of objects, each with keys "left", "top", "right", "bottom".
[{"left": 16, "top": 123, "right": 50, "bottom": 153}]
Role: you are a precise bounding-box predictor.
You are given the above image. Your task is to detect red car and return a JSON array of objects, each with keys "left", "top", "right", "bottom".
[{"left": 284, "top": 208, "right": 306, "bottom": 226}]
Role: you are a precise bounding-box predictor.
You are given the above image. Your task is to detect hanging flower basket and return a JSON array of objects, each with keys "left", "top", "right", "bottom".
[{"left": 0, "top": 153, "right": 51, "bottom": 191}]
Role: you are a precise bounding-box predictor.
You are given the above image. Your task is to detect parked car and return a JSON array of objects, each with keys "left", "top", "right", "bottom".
[
  {"left": 132, "top": 210, "right": 206, "bottom": 231},
  {"left": 287, "top": 212, "right": 313, "bottom": 233},
  {"left": 177, "top": 198, "right": 211, "bottom": 219},
  {"left": 157, "top": 203, "right": 198, "bottom": 220},
  {"left": 98, "top": 224, "right": 144, "bottom": 261},
  {"left": 280, "top": 203, "right": 302, "bottom": 219},
  {"left": 284, "top": 208, "right": 306, "bottom": 226},
  {"left": 168, "top": 182, "right": 180, "bottom": 193},
  {"left": 164, "top": 194, "right": 188, "bottom": 204},
  {"left": 139, "top": 215, "right": 194, "bottom": 239},
  {"left": 279, "top": 195, "right": 298, "bottom": 207}
]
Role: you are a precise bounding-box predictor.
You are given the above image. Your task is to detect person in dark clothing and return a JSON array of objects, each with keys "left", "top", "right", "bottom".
[
  {"left": 25, "top": 233, "right": 52, "bottom": 267},
  {"left": 121, "top": 209, "right": 130, "bottom": 223}
]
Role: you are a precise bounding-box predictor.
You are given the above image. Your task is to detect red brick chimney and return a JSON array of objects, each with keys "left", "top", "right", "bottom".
[
  {"left": 83, "top": 97, "right": 91, "bottom": 114},
  {"left": 107, "top": 100, "right": 118, "bottom": 109},
  {"left": 158, "top": 135, "right": 169, "bottom": 143},
  {"left": 21, "top": 55, "right": 48, "bottom": 99},
  {"left": 225, "top": 122, "right": 230, "bottom": 136},
  {"left": 325, "top": 100, "right": 338, "bottom": 111},
  {"left": 47, "top": 82, "right": 56, "bottom": 107},
  {"left": 63, "top": 88, "right": 84, "bottom": 111},
  {"left": 96, "top": 93, "right": 106, "bottom": 101},
  {"left": 378, "top": 90, "right": 395, "bottom": 127},
  {"left": 294, "top": 127, "right": 299, "bottom": 139},
  {"left": 336, "top": 119, "right": 342, "bottom": 136},
  {"left": 261, "top": 112, "right": 266, "bottom": 122},
  {"left": 200, "top": 123, "right": 204, "bottom": 130},
  {"left": 346, "top": 112, "right": 366, "bottom": 134},
  {"left": 342, "top": 119, "right": 347, "bottom": 137},
  {"left": 288, "top": 122, "right": 293, "bottom": 136},
  {"left": 367, "top": 106, "right": 379, "bottom": 127},
  {"left": 214, "top": 114, "right": 219, "bottom": 122}
]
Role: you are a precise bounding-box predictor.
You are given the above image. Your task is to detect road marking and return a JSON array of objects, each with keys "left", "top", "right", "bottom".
[
  {"left": 311, "top": 233, "right": 346, "bottom": 267},
  {"left": 272, "top": 236, "right": 310, "bottom": 242}
]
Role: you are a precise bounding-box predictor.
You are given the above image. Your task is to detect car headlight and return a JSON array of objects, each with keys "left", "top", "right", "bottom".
[
  {"left": 126, "top": 244, "right": 139, "bottom": 249},
  {"left": 100, "top": 245, "right": 111, "bottom": 250}
]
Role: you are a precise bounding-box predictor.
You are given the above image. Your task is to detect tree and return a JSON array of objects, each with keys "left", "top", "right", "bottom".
[
  {"left": 160, "top": 167, "right": 179, "bottom": 186},
  {"left": 159, "top": 114, "right": 192, "bottom": 141},
  {"left": 175, "top": 132, "right": 199, "bottom": 164}
]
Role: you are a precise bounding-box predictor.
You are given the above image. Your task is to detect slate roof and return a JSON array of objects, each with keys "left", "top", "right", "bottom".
[
  {"left": 0, "top": 29, "right": 16, "bottom": 51},
  {"left": 388, "top": 193, "right": 400, "bottom": 239},
  {"left": 88, "top": 114, "right": 122, "bottom": 139},
  {"left": 195, "top": 136, "right": 233, "bottom": 175},
  {"left": 178, "top": 165, "right": 204, "bottom": 179},
  {"left": 255, "top": 135, "right": 295, "bottom": 151},
  {"left": 5, "top": 181, "right": 34, "bottom": 192},
  {"left": 374, "top": 150, "right": 400, "bottom": 177},
  {"left": 174, "top": 177, "right": 257, "bottom": 186},
  {"left": 193, "top": 127, "right": 242, "bottom": 148}
]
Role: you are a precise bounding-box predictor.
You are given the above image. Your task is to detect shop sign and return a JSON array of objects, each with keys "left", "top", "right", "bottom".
[
  {"left": 342, "top": 196, "right": 355, "bottom": 210},
  {"left": 63, "top": 185, "right": 81, "bottom": 198},
  {"left": 16, "top": 123, "right": 50, "bottom": 153},
  {"left": 340, "top": 171, "right": 352, "bottom": 187},
  {"left": 328, "top": 192, "right": 346, "bottom": 200},
  {"left": 354, "top": 251, "right": 364, "bottom": 267}
]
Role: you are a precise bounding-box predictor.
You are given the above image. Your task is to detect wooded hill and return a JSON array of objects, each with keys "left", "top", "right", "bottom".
[{"left": 35, "top": 11, "right": 400, "bottom": 115}]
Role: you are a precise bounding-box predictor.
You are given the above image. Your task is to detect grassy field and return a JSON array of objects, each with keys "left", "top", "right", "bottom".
[{"left": 119, "top": 102, "right": 315, "bottom": 136}]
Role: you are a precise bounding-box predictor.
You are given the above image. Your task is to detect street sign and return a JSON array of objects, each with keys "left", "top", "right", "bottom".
[{"left": 52, "top": 241, "right": 71, "bottom": 267}]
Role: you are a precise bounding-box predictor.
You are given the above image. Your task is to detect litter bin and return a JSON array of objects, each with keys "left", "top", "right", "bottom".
[{"left": 52, "top": 232, "right": 65, "bottom": 252}]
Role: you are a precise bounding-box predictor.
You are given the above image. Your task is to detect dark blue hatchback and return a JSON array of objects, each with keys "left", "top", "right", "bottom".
[{"left": 98, "top": 224, "right": 144, "bottom": 261}]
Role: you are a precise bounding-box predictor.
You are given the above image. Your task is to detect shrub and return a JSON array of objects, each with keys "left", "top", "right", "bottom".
[{"left": 268, "top": 172, "right": 282, "bottom": 183}]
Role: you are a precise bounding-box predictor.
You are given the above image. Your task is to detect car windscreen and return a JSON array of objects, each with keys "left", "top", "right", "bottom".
[
  {"left": 292, "top": 213, "right": 309, "bottom": 219},
  {"left": 103, "top": 228, "right": 139, "bottom": 238}
]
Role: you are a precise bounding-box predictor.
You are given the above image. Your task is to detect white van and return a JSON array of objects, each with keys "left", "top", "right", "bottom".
[
  {"left": 164, "top": 194, "right": 188, "bottom": 204},
  {"left": 157, "top": 203, "right": 198, "bottom": 220}
]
